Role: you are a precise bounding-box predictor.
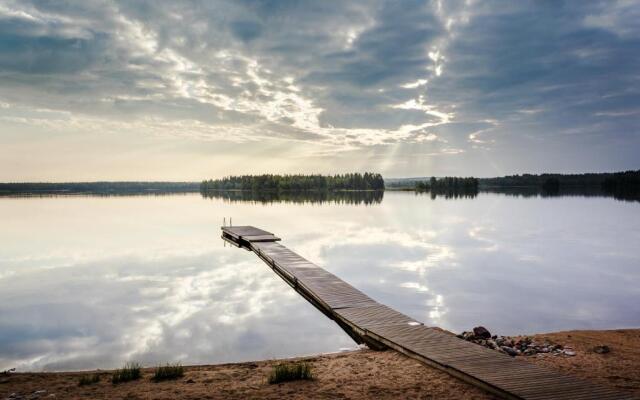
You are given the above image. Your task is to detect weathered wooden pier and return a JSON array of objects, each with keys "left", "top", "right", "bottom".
[{"left": 222, "top": 225, "right": 634, "bottom": 400}]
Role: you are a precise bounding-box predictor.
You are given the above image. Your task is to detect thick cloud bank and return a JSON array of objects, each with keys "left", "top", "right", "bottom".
[{"left": 0, "top": 0, "right": 638, "bottom": 177}]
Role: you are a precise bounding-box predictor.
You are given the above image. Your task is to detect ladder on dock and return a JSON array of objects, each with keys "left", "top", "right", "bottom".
[{"left": 221, "top": 225, "right": 634, "bottom": 400}]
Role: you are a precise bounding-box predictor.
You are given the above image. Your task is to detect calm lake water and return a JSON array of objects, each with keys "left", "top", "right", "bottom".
[{"left": 1, "top": 192, "right": 639, "bottom": 371}]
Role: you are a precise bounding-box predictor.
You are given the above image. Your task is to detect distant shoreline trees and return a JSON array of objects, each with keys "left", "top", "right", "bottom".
[
  {"left": 200, "top": 173, "right": 385, "bottom": 192},
  {"left": 601, "top": 171, "right": 640, "bottom": 200},
  {"left": 414, "top": 177, "right": 479, "bottom": 193},
  {"left": 386, "top": 170, "right": 640, "bottom": 201},
  {"left": 541, "top": 177, "right": 560, "bottom": 194},
  {"left": 478, "top": 170, "right": 640, "bottom": 199},
  {"left": 478, "top": 171, "right": 640, "bottom": 189},
  {"left": 0, "top": 182, "right": 200, "bottom": 195},
  {"left": 2, "top": 171, "right": 638, "bottom": 201}
]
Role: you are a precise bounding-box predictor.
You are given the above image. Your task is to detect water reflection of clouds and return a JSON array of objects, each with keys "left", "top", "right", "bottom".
[
  {"left": 1, "top": 193, "right": 639, "bottom": 372},
  {"left": 400, "top": 282, "right": 429, "bottom": 292},
  {"left": 298, "top": 196, "right": 639, "bottom": 337},
  {"left": 0, "top": 250, "right": 350, "bottom": 371},
  {"left": 299, "top": 224, "right": 455, "bottom": 328},
  {"left": 467, "top": 226, "right": 499, "bottom": 252},
  {"left": 298, "top": 224, "right": 453, "bottom": 274},
  {"left": 428, "top": 294, "right": 445, "bottom": 322}
]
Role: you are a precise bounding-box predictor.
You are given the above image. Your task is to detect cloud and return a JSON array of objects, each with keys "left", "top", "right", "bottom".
[
  {"left": 583, "top": 0, "right": 640, "bottom": 38},
  {"left": 0, "top": 0, "right": 452, "bottom": 149},
  {"left": 0, "top": 0, "right": 638, "bottom": 176}
]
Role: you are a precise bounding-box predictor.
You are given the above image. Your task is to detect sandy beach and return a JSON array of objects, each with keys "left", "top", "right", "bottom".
[{"left": 1, "top": 329, "right": 638, "bottom": 400}]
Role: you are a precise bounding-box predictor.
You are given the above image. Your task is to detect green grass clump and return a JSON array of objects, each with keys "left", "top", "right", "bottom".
[
  {"left": 78, "top": 373, "right": 100, "bottom": 386},
  {"left": 268, "top": 362, "right": 313, "bottom": 384},
  {"left": 111, "top": 362, "right": 142, "bottom": 384},
  {"left": 152, "top": 363, "right": 184, "bottom": 382}
]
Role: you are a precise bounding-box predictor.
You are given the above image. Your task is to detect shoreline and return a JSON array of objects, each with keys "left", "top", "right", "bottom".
[{"left": 2, "top": 329, "right": 639, "bottom": 399}]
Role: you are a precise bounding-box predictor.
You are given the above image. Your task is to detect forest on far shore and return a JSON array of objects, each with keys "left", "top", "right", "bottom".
[
  {"left": 1, "top": 171, "right": 638, "bottom": 200},
  {"left": 387, "top": 170, "right": 640, "bottom": 200},
  {"left": 0, "top": 181, "right": 200, "bottom": 195},
  {"left": 479, "top": 170, "right": 640, "bottom": 198},
  {"left": 201, "top": 173, "right": 385, "bottom": 192}
]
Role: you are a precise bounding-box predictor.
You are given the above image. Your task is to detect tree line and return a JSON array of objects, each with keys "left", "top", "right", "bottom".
[
  {"left": 0, "top": 182, "right": 200, "bottom": 195},
  {"left": 478, "top": 172, "right": 639, "bottom": 188},
  {"left": 201, "top": 173, "right": 385, "bottom": 192},
  {"left": 414, "top": 177, "right": 479, "bottom": 192},
  {"left": 601, "top": 171, "right": 640, "bottom": 200},
  {"left": 478, "top": 170, "right": 640, "bottom": 198}
]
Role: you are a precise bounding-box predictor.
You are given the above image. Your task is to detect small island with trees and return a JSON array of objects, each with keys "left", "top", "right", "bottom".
[{"left": 200, "top": 173, "right": 385, "bottom": 192}]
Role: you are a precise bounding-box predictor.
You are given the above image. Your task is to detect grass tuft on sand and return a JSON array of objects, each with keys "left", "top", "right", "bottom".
[
  {"left": 78, "top": 373, "right": 100, "bottom": 386},
  {"left": 153, "top": 363, "right": 185, "bottom": 382},
  {"left": 112, "top": 362, "right": 141, "bottom": 384},
  {"left": 268, "top": 362, "right": 313, "bottom": 384}
]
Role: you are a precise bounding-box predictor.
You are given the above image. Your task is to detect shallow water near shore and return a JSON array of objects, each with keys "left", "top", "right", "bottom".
[{"left": 1, "top": 191, "right": 639, "bottom": 371}]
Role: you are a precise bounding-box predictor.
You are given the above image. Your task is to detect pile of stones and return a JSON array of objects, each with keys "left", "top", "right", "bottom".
[
  {"left": 5, "top": 390, "right": 49, "bottom": 400},
  {"left": 457, "top": 326, "right": 576, "bottom": 357}
]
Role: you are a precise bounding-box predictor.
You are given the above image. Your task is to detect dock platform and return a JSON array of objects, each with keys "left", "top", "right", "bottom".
[{"left": 222, "top": 225, "right": 634, "bottom": 400}]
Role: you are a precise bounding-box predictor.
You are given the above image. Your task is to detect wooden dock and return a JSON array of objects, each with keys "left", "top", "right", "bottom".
[{"left": 222, "top": 226, "right": 634, "bottom": 400}]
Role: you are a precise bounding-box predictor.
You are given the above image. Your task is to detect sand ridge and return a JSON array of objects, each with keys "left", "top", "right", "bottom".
[{"left": 1, "top": 329, "right": 638, "bottom": 400}]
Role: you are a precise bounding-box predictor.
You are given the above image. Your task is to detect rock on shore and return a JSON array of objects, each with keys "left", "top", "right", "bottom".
[{"left": 458, "top": 326, "right": 577, "bottom": 357}]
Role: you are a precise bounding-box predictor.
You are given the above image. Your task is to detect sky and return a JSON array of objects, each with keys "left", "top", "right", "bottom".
[{"left": 0, "top": 0, "right": 639, "bottom": 181}]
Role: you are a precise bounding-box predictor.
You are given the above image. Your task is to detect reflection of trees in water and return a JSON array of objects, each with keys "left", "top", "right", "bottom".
[
  {"left": 602, "top": 172, "right": 640, "bottom": 202},
  {"left": 3, "top": 187, "right": 637, "bottom": 204},
  {"left": 481, "top": 187, "right": 640, "bottom": 202},
  {"left": 0, "top": 192, "right": 196, "bottom": 198},
  {"left": 200, "top": 190, "right": 384, "bottom": 205},
  {"left": 609, "top": 191, "right": 640, "bottom": 202},
  {"left": 413, "top": 188, "right": 479, "bottom": 200}
]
